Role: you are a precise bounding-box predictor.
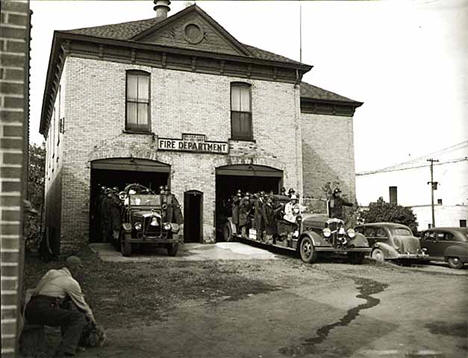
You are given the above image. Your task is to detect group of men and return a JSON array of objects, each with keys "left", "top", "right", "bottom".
[
  {"left": 229, "top": 186, "right": 353, "bottom": 243},
  {"left": 230, "top": 187, "right": 303, "bottom": 242}
]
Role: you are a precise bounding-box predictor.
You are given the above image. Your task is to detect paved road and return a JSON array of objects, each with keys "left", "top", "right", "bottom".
[{"left": 79, "top": 243, "right": 468, "bottom": 358}]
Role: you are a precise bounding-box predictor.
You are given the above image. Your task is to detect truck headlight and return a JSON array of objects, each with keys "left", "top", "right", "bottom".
[
  {"left": 163, "top": 223, "right": 172, "bottom": 231},
  {"left": 134, "top": 222, "right": 142, "bottom": 230},
  {"left": 323, "top": 228, "right": 331, "bottom": 238},
  {"left": 347, "top": 229, "right": 356, "bottom": 238}
]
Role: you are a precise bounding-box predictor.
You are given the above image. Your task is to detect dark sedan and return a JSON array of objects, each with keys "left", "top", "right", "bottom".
[
  {"left": 420, "top": 227, "right": 468, "bottom": 269},
  {"left": 355, "top": 222, "right": 428, "bottom": 263}
]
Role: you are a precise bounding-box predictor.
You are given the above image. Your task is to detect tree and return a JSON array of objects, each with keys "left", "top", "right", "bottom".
[
  {"left": 24, "top": 143, "right": 45, "bottom": 250},
  {"left": 360, "top": 197, "right": 418, "bottom": 233}
]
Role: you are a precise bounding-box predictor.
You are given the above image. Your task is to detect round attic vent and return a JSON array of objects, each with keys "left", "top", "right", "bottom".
[{"left": 184, "top": 23, "right": 204, "bottom": 44}]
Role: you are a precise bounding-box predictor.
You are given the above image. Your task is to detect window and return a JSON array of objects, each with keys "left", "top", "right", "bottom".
[
  {"left": 126, "top": 70, "right": 150, "bottom": 132},
  {"left": 460, "top": 220, "right": 467, "bottom": 228},
  {"left": 437, "top": 198, "right": 443, "bottom": 205},
  {"left": 389, "top": 186, "right": 397, "bottom": 205},
  {"left": 230, "top": 82, "right": 252, "bottom": 140}
]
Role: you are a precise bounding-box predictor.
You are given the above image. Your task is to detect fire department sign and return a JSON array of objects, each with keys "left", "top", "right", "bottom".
[{"left": 157, "top": 134, "right": 229, "bottom": 154}]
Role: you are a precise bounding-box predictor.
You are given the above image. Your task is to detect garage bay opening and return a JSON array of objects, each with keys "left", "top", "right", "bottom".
[
  {"left": 215, "top": 164, "right": 283, "bottom": 241},
  {"left": 90, "top": 158, "right": 170, "bottom": 242}
]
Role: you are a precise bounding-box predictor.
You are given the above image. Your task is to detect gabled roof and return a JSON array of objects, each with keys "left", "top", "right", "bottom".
[
  {"left": 63, "top": 4, "right": 302, "bottom": 66},
  {"left": 300, "top": 81, "right": 362, "bottom": 106}
]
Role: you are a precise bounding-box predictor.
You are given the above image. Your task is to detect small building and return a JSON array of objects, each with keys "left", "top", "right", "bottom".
[
  {"left": 39, "top": 3, "right": 362, "bottom": 253},
  {"left": 356, "top": 141, "right": 468, "bottom": 230}
]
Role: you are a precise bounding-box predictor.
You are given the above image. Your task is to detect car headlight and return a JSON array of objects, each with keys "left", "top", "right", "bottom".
[
  {"left": 163, "top": 223, "right": 172, "bottom": 231},
  {"left": 134, "top": 222, "right": 142, "bottom": 230},
  {"left": 347, "top": 228, "right": 356, "bottom": 238},
  {"left": 323, "top": 228, "right": 331, "bottom": 238}
]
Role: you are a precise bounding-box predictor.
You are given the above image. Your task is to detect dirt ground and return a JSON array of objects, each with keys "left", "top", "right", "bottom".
[{"left": 22, "top": 244, "right": 468, "bottom": 358}]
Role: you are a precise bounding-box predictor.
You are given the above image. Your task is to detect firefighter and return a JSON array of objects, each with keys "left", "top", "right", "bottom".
[
  {"left": 254, "top": 191, "right": 268, "bottom": 242},
  {"left": 329, "top": 188, "right": 353, "bottom": 220},
  {"left": 109, "top": 187, "right": 121, "bottom": 242},
  {"left": 231, "top": 190, "right": 242, "bottom": 232},
  {"left": 239, "top": 192, "right": 252, "bottom": 237},
  {"left": 164, "top": 186, "right": 183, "bottom": 224}
]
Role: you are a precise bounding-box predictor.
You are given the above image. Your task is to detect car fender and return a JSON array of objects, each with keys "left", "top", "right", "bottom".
[
  {"left": 122, "top": 223, "right": 132, "bottom": 232},
  {"left": 300, "top": 231, "right": 323, "bottom": 246},
  {"left": 444, "top": 245, "right": 468, "bottom": 260},
  {"left": 373, "top": 242, "right": 399, "bottom": 259},
  {"left": 349, "top": 233, "right": 369, "bottom": 247}
]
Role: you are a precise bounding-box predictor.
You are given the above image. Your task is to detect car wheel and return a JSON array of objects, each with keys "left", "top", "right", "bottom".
[
  {"left": 121, "top": 233, "right": 132, "bottom": 257},
  {"left": 349, "top": 253, "right": 365, "bottom": 265},
  {"left": 447, "top": 257, "right": 464, "bottom": 269},
  {"left": 223, "top": 223, "right": 234, "bottom": 242},
  {"left": 299, "top": 236, "right": 317, "bottom": 263},
  {"left": 371, "top": 248, "right": 385, "bottom": 262},
  {"left": 167, "top": 243, "right": 178, "bottom": 257}
]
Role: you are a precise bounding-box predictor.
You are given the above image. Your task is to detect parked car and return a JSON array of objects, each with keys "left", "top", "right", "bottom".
[
  {"left": 354, "top": 223, "right": 428, "bottom": 263},
  {"left": 116, "top": 184, "right": 183, "bottom": 257},
  {"left": 419, "top": 227, "right": 468, "bottom": 269}
]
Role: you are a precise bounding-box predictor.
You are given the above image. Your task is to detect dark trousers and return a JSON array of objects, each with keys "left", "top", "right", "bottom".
[{"left": 25, "top": 295, "right": 87, "bottom": 355}]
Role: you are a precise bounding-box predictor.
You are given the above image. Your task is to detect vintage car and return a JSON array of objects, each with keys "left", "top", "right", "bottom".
[
  {"left": 224, "top": 212, "right": 371, "bottom": 264},
  {"left": 354, "top": 222, "right": 428, "bottom": 263},
  {"left": 419, "top": 227, "right": 468, "bottom": 269},
  {"left": 116, "top": 185, "right": 182, "bottom": 257}
]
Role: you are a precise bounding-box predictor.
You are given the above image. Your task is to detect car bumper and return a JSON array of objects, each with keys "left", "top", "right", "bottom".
[
  {"left": 127, "top": 235, "right": 182, "bottom": 244},
  {"left": 315, "top": 247, "right": 372, "bottom": 254},
  {"left": 389, "top": 253, "right": 429, "bottom": 260}
]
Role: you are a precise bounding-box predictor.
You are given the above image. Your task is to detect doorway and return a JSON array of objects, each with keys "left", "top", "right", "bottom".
[{"left": 184, "top": 190, "right": 203, "bottom": 243}]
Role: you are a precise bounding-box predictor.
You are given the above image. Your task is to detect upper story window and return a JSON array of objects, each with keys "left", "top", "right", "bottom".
[
  {"left": 230, "top": 82, "right": 252, "bottom": 140},
  {"left": 126, "top": 70, "right": 150, "bottom": 132}
]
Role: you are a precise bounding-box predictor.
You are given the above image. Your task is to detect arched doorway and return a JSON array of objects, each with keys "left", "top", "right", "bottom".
[
  {"left": 184, "top": 190, "right": 203, "bottom": 243},
  {"left": 90, "top": 158, "right": 170, "bottom": 242},
  {"left": 215, "top": 164, "right": 283, "bottom": 241}
]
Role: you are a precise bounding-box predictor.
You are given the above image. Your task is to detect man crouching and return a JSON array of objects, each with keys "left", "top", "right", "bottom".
[{"left": 24, "top": 256, "right": 97, "bottom": 357}]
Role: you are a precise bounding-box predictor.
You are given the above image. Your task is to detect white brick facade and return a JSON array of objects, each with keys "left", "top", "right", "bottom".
[{"left": 51, "top": 56, "right": 304, "bottom": 250}]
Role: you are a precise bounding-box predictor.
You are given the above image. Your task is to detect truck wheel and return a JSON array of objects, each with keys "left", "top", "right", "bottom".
[
  {"left": 121, "top": 234, "right": 132, "bottom": 257},
  {"left": 371, "top": 248, "right": 385, "bottom": 262},
  {"left": 447, "top": 257, "right": 463, "bottom": 269},
  {"left": 223, "top": 223, "right": 234, "bottom": 242},
  {"left": 299, "top": 236, "right": 317, "bottom": 263},
  {"left": 167, "top": 243, "right": 178, "bottom": 257},
  {"left": 349, "top": 253, "right": 365, "bottom": 265}
]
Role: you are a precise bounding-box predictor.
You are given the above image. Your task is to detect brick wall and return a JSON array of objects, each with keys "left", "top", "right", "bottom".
[
  {"left": 301, "top": 113, "right": 356, "bottom": 205},
  {"left": 0, "top": 0, "right": 30, "bottom": 356},
  {"left": 45, "top": 56, "right": 302, "bottom": 251}
]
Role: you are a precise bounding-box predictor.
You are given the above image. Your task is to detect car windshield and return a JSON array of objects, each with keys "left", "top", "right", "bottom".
[
  {"left": 393, "top": 228, "right": 412, "bottom": 236},
  {"left": 129, "top": 195, "right": 160, "bottom": 206}
]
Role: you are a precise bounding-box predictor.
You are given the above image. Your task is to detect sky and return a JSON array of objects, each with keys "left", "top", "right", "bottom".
[{"left": 28, "top": 0, "right": 468, "bottom": 172}]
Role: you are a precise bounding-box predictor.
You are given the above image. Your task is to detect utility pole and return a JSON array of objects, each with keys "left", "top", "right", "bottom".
[{"left": 427, "top": 158, "right": 439, "bottom": 228}]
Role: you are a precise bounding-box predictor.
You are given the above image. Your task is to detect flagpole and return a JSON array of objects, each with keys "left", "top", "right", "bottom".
[{"left": 299, "top": 2, "right": 302, "bottom": 63}]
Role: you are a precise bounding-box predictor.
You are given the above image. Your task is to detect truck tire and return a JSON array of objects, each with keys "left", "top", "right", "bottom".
[
  {"left": 223, "top": 223, "right": 234, "bottom": 242},
  {"left": 167, "top": 243, "right": 178, "bottom": 257},
  {"left": 121, "top": 233, "right": 132, "bottom": 257},
  {"left": 299, "top": 236, "right": 317, "bottom": 263}
]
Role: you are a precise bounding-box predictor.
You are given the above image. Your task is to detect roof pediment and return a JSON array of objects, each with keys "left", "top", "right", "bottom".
[{"left": 132, "top": 5, "right": 251, "bottom": 57}]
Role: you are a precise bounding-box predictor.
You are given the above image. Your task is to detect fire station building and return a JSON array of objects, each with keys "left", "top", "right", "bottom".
[{"left": 40, "top": 3, "right": 362, "bottom": 253}]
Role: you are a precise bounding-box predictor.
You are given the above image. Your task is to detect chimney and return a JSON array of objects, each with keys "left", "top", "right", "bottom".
[{"left": 154, "top": 0, "right": 171, "bottom": 20}]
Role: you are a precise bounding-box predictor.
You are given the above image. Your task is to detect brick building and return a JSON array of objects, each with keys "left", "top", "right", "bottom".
[
  {"left": 39, "top": 3, "right": 362, "bottom": 253},
  {"left": 1, "top": 0, "right": 31, "bottom": 356}
]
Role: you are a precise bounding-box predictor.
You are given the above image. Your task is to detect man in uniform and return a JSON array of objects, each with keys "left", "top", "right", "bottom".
[
  {"left": 100, "top": 188, "right": 112, "bottom": 242},
  {"left": 329, "top": 188, "right": 353, "bottom": 220},
  {"left": 163, "top": 186, "right": 183, "bottom": 224},
  {"left": 109, "top": 187, "right": 122, "bottom": 243},
  {"left": 24, "top": 256, "right": 96, "bottom": 357},
  {"left": 231, "top": 190, "right": 242, "bottom": 232},
  {"left": 254, "top": 191, "right": 268, "bottom": 242},
  {"left": 238, "top": 192, "right": 252, "bottom": 237}
]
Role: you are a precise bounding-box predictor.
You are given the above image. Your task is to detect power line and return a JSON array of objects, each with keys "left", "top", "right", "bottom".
[{"left": 357, "top": 156, "right": 468, "bottom": 176}]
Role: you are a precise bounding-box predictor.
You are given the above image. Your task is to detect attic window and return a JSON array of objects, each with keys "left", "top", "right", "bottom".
[{"left": 184, "top": 23, "right": 204, "bottom": 44}]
